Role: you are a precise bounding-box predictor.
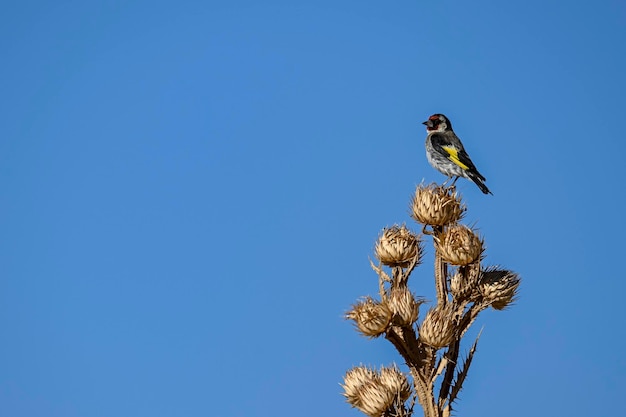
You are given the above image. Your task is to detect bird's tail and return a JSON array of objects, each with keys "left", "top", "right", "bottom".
[{"left": 467, "top": 171, "right": 492, "bottom": 195}]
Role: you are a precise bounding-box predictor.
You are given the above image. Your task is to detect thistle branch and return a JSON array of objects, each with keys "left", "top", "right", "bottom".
[
  {"left": 449, "top": 329, "right": 482, "bottom": 407},
  {"left": 437, "top": 340, "right": 460, "bottom": 408}
]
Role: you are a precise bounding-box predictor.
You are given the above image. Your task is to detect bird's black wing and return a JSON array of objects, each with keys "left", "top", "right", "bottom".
[{"left": 430, "top": 133, "right": 485, "bottom": 181}]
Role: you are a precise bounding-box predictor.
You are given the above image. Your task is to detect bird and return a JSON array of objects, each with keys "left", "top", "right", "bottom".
[{"left": 423, "top": 113, "right": 492, "bottom": 195}]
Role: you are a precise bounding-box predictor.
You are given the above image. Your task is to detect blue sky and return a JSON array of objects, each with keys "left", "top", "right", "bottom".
[{"left": 2, "top": 1, "right": 625, "bottom": 416}]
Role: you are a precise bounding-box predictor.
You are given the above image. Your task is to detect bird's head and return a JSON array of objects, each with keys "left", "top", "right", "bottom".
[{"left": 422, "top": 114, "right": 452, "bottom": 133}]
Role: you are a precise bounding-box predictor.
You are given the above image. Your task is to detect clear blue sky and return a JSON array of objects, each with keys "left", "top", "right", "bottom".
[{"left": 2, "top": 1, "right": 625, "bottom": 416}]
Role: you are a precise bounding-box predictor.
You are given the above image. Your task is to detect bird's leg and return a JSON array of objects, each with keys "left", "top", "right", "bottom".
[
  {"left": 448, "top": 176, "right": 459, "bottom": 192},
  {"left": 442, "top": 176, "right": 458, "bottom": 191}
]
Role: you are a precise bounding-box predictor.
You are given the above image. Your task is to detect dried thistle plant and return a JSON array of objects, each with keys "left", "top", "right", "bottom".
[{"left": 342, "top": 183, "right": 520, "bottom": 417}]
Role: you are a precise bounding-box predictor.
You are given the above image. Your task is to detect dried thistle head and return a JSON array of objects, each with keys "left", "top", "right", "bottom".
[
  {"left": 379, "top": 365, "right": 411, "bottom": 403},
  {"left": 346, "top": 297, "right": 391, "bottom": 338},
  {"left": 342, "top": 366, "right": 395, "bottom": 417},
  {"left": 450, "top": 262, "right": 482, "bottom": 302},
  {"left": 419, "top": 304, "right": 458, "bottom": 348},
  {"left": 342, "top": 366, "right": 377, "bottom": 404},
  {"left": 410, "top": 183, "right": 465, "bottom": 226},
  {"left": 480, "top": 268, "right": 521, "bottom": 310},
  {"left": 375, "top": 225, "right": 422, "bottom": 268},
  {"left": 436, "top": 224, "right": 483, "bottom": 266},
  {"left": 388, "top": 286, "right": 423, "bottom": 326}
]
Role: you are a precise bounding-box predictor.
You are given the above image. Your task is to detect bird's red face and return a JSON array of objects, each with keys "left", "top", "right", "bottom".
[{"left": 422, "top": 114, "right": 448, "bottom": 133}]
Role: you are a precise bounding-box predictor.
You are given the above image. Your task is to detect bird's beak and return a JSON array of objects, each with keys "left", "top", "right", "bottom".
[{"left": 422, "top": 120, "right": 433, "bottom": 128}]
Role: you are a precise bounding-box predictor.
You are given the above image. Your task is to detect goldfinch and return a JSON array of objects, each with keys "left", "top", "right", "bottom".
[{"left": 423, "top": 113, "right": 492, "bottom": 195}]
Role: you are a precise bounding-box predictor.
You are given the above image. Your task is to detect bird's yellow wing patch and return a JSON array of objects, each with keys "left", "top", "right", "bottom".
[{"left": 441, "top": 146, "right": 469, "bottom": 170}]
